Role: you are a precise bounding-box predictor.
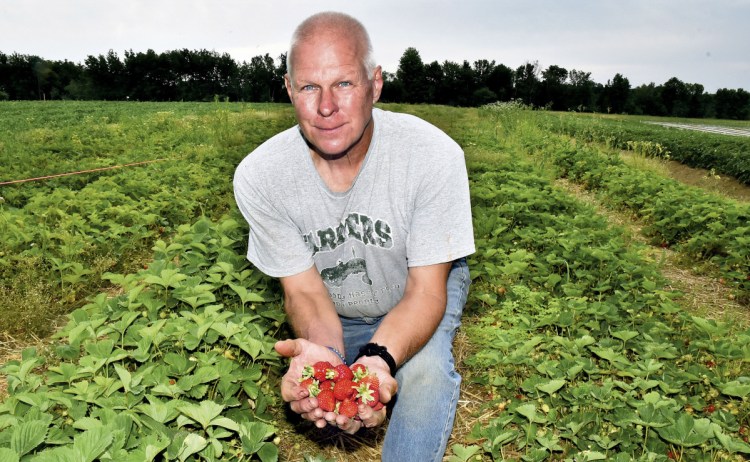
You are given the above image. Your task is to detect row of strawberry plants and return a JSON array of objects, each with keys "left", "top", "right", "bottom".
[
  {"left": 0, "top": 102, "right": 297, "bottom": 336},
  {"left": 518, "top": 129, "right": 750, "bottom": 305},
  {"left": 463, "top": 162, "right": 750, "bottom": 461},
  {"left": 0, "top": 216, "right": 287, "bottom": 461},
  {"left": 537, "top": 113, "right": 750, "bottom": 185}
]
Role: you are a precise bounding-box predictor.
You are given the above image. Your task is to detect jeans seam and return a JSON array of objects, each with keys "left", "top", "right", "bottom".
[
  {"left": 432, "top": 371, "right": 461, "bottom": 461},
  {"left": 429, "top": 259, "right": 467, "bottom": 460}
]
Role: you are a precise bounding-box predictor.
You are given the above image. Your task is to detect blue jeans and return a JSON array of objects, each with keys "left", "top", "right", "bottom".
[{"left": 340, "top": 258, "right": 470, "bottom": 462}]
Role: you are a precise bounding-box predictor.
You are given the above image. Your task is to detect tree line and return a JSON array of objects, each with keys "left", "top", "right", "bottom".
[{"left": 1, "top": 47, "right": 748, "bottom": 120}]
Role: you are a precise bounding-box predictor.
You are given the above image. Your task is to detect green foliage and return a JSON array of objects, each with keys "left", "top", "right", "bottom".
[
  {"left": 0, "top": 217, "right": 285, "bottom": 461},
  {"left": 539, "top": 112, "right": 750, "bottom": 184},
  {"left": 2, "top": 101, "right": 750, "bottom": 462},
  {"left": 516, "top": 127, "right": 750, "bottom": 303},
  {"left": 464, "top": 163, "right": 750, "bottom": 461},
  {"left": 0, "top": 101, "right": 296, "bottom": 337}
]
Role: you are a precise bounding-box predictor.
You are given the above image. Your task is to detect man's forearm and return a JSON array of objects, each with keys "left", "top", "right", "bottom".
[
  {"left": 369, "top": 291, "right": 445, "bottom": 366},
  {"left": 284, "top": 291, "right": 345, "bottom": 353},
  {"left": 281, "top": 266, "right": 346, "bottom": 354},
  {"left": 368, "top": 263, "right": 451, "bottom": 366}
]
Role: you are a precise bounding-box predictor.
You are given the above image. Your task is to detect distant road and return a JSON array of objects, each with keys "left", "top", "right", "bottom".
[{"left": 645, "top": 121, "right": 750, "bottom": 137}]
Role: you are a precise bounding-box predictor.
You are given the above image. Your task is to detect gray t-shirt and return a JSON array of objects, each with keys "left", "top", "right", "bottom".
[{"left": 233, "top": 108, "right": 475, "bottom": 318}]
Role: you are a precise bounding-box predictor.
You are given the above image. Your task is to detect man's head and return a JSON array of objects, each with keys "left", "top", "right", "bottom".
[
  {"left": 285, "top": 12, "right": 383, "bottom": 159},
  {"left": 287, "top": 12, "right": 376, "bottom": 82}
]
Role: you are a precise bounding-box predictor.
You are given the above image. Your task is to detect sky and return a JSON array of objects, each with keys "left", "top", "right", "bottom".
[{"left": 1, "top": 0, "right": 748, "bottom": 93}]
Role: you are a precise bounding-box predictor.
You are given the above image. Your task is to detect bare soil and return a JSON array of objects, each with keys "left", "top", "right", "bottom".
[{"left": 624, "top": 152, "right": 750, "bottom": 203}]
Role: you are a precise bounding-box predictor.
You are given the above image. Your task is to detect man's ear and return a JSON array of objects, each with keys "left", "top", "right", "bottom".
[
  {"left": 284, "top": 74, "right": 294, "bottom": 103},
  {"left": 371, "top": 66, "right": 383, "bottom": 103}
]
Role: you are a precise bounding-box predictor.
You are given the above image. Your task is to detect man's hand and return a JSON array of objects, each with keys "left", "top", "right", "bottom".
[
  {"left": 275, "top": 338, "right": 343, "bottom": 429},
  {"left": 275, "top": 338, "right": 398, "bottom": 434},
  {"left": 345, "top": 355, "right": 398, "bottom": 431}
]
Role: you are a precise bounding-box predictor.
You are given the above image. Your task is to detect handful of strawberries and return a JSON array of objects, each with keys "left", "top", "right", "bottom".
[{"left": 299, "top": 361, "right": 384, "bottom": 418}]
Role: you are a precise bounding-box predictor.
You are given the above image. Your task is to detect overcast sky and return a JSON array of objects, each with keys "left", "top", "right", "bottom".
[{"left": 1, "top": 0, "right": 748, "bottom": 93}]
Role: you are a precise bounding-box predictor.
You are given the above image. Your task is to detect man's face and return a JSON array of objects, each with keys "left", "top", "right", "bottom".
[{"left": 285, "top": 32, "right": 383, "bottom": 158}]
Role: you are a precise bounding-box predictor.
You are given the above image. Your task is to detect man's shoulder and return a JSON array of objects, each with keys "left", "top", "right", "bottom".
[
  {"left": 236, "top": 125, "right": 302, "bottom": 174},
  {"left": 375, "top": 107, "right": 437, "bottom": 131},
  {"left": 374, "top": 108, "right": 462, "bottom": 157}
]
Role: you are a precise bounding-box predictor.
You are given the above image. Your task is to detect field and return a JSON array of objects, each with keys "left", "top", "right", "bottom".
[{"left": 1, "top": 101, "right": 750, "bottom": 461}]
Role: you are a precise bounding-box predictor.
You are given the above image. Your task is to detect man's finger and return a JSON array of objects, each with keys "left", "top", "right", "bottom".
[
  {"left": 274, "top": 339, "right": 304, "bottom": 358},
  {"left": 359, "top": 406, "right": 386, "bottom": 428}
]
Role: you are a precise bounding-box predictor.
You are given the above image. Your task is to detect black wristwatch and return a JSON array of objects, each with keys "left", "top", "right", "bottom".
[{"left": 355, "top": 343, "right": 398, "bottom": 377}]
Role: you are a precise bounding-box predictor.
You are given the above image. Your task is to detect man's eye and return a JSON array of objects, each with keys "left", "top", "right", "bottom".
[
  {"left": 301, "top": 85, "right": 316, "bottom": 91},
  {"left": 338, "top": 81, "right": 352, "bottom": 88}
]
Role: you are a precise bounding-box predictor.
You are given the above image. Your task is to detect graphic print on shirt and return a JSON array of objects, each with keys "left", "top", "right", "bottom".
[
  {"left": 320, "top": 256, "right": 372, "bottom": 287},
  {"left": 302, "top": 212, "right": 392, "bottom": 289}
]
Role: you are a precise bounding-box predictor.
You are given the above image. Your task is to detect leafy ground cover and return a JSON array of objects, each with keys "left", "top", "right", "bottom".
[
  {"left": 1, "top": 216, "right": 287, "bottom": 461},
  {"left": 461, "top": 161, "right": 750, "bottom": 461},
  {"left": 1, "top": 102, "right": 749, "bottom": 461}
]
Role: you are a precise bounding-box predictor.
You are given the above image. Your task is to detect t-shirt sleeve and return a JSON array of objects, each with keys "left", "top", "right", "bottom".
[
  {"left": 233, "top": 159, "right": 314, "bottom": 278},
  {"left": 406, "top": 141, "right": 475, "bottom": 267}
]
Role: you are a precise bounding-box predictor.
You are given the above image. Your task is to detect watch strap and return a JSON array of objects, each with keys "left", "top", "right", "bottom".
[{"left": 355, "top": 343, "right": 398, "bottom": 377}]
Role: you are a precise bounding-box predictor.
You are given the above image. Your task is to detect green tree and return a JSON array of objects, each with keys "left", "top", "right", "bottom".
[
  {"left": 486, "top": 63, "right": 514, "bottom": 102},
  {"left": 630, "top": 83, "right": 666, "bottom": 116},
  {"left": 714, "top": 88, "right": 750, "bottom": 120},
  {"left": 514, "top": 61, "right": 539, "bottom": 106},
  {"left": 540, "top": 64, "right": 568, "bottom": 110},
  {"left": 602, "top": 73, "right": 630, "bottom": 113},
  {"left": 661, "top": 77, "right": 689, "bottom": 116},
  {"left": 81, "top": 50, "right": 126, "bottom": 100},
  {"left": 380, "top": 70, "right": 405, "bottom": 103},
  {"left": 0, "top": 52, "right": 46, "bottom": 99},
  {"left": 686, "top": 82, "right": 706, "bottom": 118},
  {"left": 396, "top": 47, "right": 427, "bottom": 103},
  {"left": 568, "top": 69, "right": 595, "bottom": 111},
  {"left": 424, "top": 60, "right": 443, "bottom": 104},
  {"left": 240, "top": 54, "right": 278, "bottom": 102}
]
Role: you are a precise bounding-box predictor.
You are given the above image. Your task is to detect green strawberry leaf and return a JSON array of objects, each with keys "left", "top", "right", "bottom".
[
  {"left": 448, "top": 444, "right": 481, "bottom": 462},
  {"left": 73, "top": 426, "right": 113, "bottom": 462},
  {"left": 10, "top": 419, "right": 48, "bottom": 457},
  {"left": 718, "top": 381, "right": 750, "bottom": 398},
  {"left": 0, "top": 448, "right": 19, "bottom": 462}
]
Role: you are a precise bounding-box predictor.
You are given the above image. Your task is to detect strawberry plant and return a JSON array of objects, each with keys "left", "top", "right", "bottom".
[
  {"left": 0, "top": 216, "right": 286, "bottom": 461},
  {"left": 463, "top": 161, "right": 750, "bottom": 460},
  {"left": 503, "top": 119, "right": 750, "bottom": 304}
]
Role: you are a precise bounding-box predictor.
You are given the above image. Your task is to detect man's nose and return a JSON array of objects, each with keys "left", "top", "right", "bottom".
[{"left": 318, "top": 88, "right": 338, "bottom": 117}]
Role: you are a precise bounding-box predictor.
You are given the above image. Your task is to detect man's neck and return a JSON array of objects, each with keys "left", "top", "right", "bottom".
[{"left": 310, "top": 120, "right": 374, "bottom": 193}]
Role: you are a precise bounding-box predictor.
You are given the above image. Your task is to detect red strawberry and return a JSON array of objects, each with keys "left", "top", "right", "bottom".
[
  {"left": 351, "top": 363, "right": 368, "bottom": 380},
  {"left": 317, "top": 389, "right": 336, "bottom": 412},
  {"left": 309, "top": 361, "right": 333, "bottom": 381},
  {"left": 330, "top": 364, "right": 354, "bottom": 382},
  {"left": 359, "top": 373, "right": 380, "bottom": 405},
  {"left": 355, "top": 381, "right": 379, "bottom": 407},
  {"left": 319, "top": 380, "right": 335, "bottom": 392},
  {"left": 705, "top": 404, "right": 716, "bottom": 414},
  {"left": 333, "top": 379, "right": 356, "bottom": 401},
  {"left": 359, "top": 373, "right": 380, "bottom": 391},
  {"left": 371, "top": 401, "right": 384, "bottom": 411},
  {"left": 299, "top": 377, "right": 320, "bottom": 396},
  {"left": 338, "top": 398, "right": 359, "bottom": 418}
]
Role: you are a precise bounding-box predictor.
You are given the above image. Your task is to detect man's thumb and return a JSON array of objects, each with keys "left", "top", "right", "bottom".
[{"left": 274, "top": 339, "right": 303, "bottom": 358}]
